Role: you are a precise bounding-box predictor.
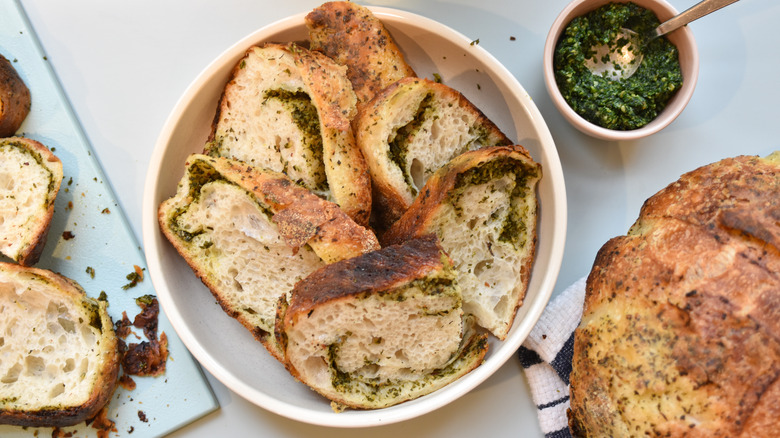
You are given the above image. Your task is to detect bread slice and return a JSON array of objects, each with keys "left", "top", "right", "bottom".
[
  {"left": 0, "top": 261, "right": 119, "bottom": 427},
  {"left": 0, "top": 137, "right": 63, "bottom": 266},
  {"left": 355, "top": 77, "right": 513, "bottom": 224},
  {"left": 569, "top": 153, "right": 780, "bottom": 437},
  {"left": 0, "top": 55, "right": 31, "bottom": 137},
  {"left": 158, "top": 154, "right": 379, "bottom": 360},
  {"left": 383, "top": 146, "right": 541, "bottom": 339},
  {"left": 205, "top": 43, "right": 371, "bottom": 225},
  {"left": 277, "top": 235, "right": 487, "bottom": 409},
  {"left": 305, "top": 1, "right": 417, "bottom": 109}
]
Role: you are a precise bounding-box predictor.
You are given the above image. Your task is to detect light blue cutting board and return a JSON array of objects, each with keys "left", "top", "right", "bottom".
[{"left": 0, "top": 0, "right": 218, "bottom": 436}]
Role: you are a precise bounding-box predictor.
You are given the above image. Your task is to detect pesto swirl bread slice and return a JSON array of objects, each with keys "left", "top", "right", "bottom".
[
  {"left": 383, "top": 146, "right": 541, "bottom": 339},
  {"left": 306, "top": 1, "right": 417, "bottom": 110},
  {"left": 277, "top": 235, "right": 488, "bottom": 410},
  {"left": 0, "top": 55, "right": 31, "bottom": 137},
  {"left": 158, "top": 154, "right": 379, "bottom": 360},
  {"left": 0, "top": 261, "right": 119, "bottom": 427},
  {"left": 355, "top": 77, "right": 512, "bottom": 225},
  {"left": 205, "top": 42, "right": 371, "bottom": 225},
  {"left": 0, "top": 137, "right": 63, "bottom": 266}
]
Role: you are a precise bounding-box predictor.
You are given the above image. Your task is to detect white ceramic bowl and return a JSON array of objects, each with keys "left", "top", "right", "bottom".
[
  {"left": 544, "top": 0, "right": 699, "bottom": 141},
  {"left": 143, "top": 7, "right": 566, "bottom": 427}
]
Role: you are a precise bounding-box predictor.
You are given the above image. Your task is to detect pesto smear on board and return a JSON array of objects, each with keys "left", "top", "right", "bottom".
[{"left": 554, "top": 2, "right": 683, "bottom": 130}]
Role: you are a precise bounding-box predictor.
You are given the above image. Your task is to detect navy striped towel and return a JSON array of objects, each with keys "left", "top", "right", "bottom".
[{"left": 518, "top": 277, "right": 587, "bottom": 438}]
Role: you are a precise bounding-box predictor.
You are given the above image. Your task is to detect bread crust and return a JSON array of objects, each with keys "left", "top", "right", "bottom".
[
  {"left": 569, "top": 153, "right": 780, "bottom": 437},
  {"left": 0, "top": 137, "right": 63, "bottom": 266},
  {"left": 0, "top": 55, "right": 31, "bottom": 137},
  {"left": 0, "top": 262, "right": 120, "bottom": 427},
  {"left": 305, "top": 1, "right": 416, "bottom": 109}
]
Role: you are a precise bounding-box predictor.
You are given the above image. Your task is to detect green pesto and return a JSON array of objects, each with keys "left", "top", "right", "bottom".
[
  {"left": 83, "top": 298, "right": 103, "bottom": 331},
  {"left": 388, "top": 93, "right": 436, "bottom": 197},
  {"left": 136, "top": 294, "right": 155, "bottom": 307},
  {"left": 553, "top": 2, "right": 683, "bottom": 130},
  {"left": 0, "top": 141, "right": 57, "bottom": 206},
  {"left": 263, "top": 88, "right": 328, "bottom": 192},
  {"left": 450, "top": 157, "right": 538, "bottom": 248}
]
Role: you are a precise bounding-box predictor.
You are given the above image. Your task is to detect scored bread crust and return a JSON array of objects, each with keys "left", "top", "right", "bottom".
[
  {"left": 0, "top": 137, "right": 63, "bottom": 266},
  {"left": 205, "top": 43, "right": 372, "bottom": 225},
  {"left": 0, "top": 262, "right": 119, "bottom": 427},
  {"left": 305, "top": 1, "right": 417, "bottom": 109},
  {"left": 278, "top": 235, "right": 488, "bottom": 409},
  {"left": 383, "top": 145, "right": 541, "bottom": 339},
  {"left": 158, "top": 154, "right": 379, "bottom": 360},
  {"left": 568, "top": 153, "right": 780, "bottom": 437},
  {"left": 355, "top": 77, "right": 513, "bottom": 225},
  {"left": 0, "top": 55, "right": 31, "bottom": 137}
]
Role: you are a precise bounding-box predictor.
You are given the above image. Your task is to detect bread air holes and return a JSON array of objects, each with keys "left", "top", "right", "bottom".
[
  {"left": 58, "top": 316, "right": 76, "bottom": 333},
  {"left": 2, "top": 362, "right": 22, "bottom": 383},
  {"left": 24, "top": 355, "right": 45, "bottom": 376},
  {"left": 410, "top": 158, "right": 425, "bottom": 192},
  {"left": 49, "top": 382, "right": 65, "bottom": 399},
  {"left": 63, "top": 358, "right": 76, "bottom": 373},
  {"left": 473, "top": 259, "right": 493, "bottom": 277}
]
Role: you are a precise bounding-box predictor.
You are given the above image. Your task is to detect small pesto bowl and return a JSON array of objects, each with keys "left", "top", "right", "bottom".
[{"left": 543, "top": 0, "right": 699, "bottom": 141}]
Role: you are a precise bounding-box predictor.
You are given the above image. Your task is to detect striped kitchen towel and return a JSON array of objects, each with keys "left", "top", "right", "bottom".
[{"left": 518, "top": 277, "right": 587, "bottom": 438}]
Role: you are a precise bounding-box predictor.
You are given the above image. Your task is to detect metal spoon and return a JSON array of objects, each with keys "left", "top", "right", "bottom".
[{"left": 586, "top": 0, "right": 740, "bottom": 80}]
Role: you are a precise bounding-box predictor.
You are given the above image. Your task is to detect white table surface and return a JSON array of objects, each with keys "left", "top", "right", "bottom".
[{"left": 16, "top": 0, "right": 780, "bottom": 436}]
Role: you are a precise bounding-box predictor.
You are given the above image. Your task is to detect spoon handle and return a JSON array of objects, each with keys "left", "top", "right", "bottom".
[{"left": 656, "top": 0, "right": 740, "bottom": 37}]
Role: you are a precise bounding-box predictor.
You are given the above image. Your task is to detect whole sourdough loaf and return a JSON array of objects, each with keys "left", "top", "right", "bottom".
[
  {"left": 0, "top": 137, "right": 63, "bottom": 266},
  {"left": 277, "top": 235, "right": 488, "bottom": 409},
  {"left": 205, "top": 43, "right": 371, "bottom": 225},
  {"left": 0, "top": 55, "right": 31, "bottom": 137},
  {"left": 158, "top": 154, "right": 379, "bottom": 360},
  {"left": 383, "top": 145, "right": 541, "bottom": 339},
  {"left": 0, "top": 262, "right": 119, "bottom": 427},
  {"left": 355, "top": 77, "right": 512, "bottom": 224},
  {"left": 568, "top": 153, "right": 780, "bottom": 437},
  {"left": 305, "top": 1, "right": 416, "bottom": 110}
]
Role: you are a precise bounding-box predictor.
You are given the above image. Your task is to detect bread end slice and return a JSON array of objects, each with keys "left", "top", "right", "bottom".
[
  {"left": 383, "top": 146, "right": 541, "bottom": 339},
  {"left": 0, "top": 262, "right": 119, "bottom": 427},
  {"left": 0, "top": 137, "right": 63, "bottom": 266},
  {"left": 278, "top": 235, "right": 487, "bottom": 409},
  {"left": 306, "top": 1, "right": 416, "bottom": 109},
  {"left": 0, "top": 55, "right": 31, "bottom": 137}
]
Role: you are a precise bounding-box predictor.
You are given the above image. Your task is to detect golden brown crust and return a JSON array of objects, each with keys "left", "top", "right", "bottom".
[
  {"left": 0, "top": 55, "right": 31, "bottom": 137},
  {"left": 283, "top": 234, "right": 445, "bottom": 325},
  {"left": 382, "top": 145, "right": 536, "bottom": 245},
  {"left": 569, "top": 154, "right": 780, "bottom": 437},
  {"left": 0, "top": 263, "right": 120, "bottom": 427},
  {"left": 203, "top": 155, "right": 379, "bottom": 262},
  {"left": 305, "top": 1, "right": 416, "bottom": 109}
]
